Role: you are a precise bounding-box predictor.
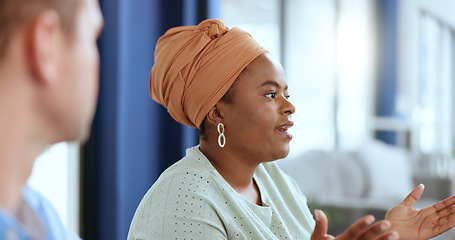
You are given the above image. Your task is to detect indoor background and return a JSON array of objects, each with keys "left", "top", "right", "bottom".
[{"left": 28, "top": 0, "right": 455, "bottom": 239}]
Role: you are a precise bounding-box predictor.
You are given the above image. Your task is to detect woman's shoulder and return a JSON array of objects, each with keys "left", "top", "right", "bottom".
[
  {"left": 158, "top": 146, "right": 215, "bottom": 181},
  {"left": 136, "top": 146, "right": 224, "bottom": 205},
  {"left": 128, "top": 147, "right": 230, "bottom": 239}
]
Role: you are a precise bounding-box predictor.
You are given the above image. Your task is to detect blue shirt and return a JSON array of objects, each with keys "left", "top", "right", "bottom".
[{"left": 0, "top": 186, "right": 80, "bottom": 240}]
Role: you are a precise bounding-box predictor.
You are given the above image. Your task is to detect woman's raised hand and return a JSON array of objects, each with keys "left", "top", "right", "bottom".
[
  {"left": 385, "top": 184, "right": 455, "bottom": 240},
  {"left": 311, "top": 209, "right": 399, "bottom": 240}
]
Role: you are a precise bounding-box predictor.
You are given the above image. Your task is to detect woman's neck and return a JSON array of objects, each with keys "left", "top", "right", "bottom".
[{"left": 199, "top": 140, "right": 262, "bottom": 205}]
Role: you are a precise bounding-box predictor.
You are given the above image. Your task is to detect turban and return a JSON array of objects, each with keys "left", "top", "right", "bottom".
[{"left": 150, "top": 19, "right": 267, "bottom": 129}]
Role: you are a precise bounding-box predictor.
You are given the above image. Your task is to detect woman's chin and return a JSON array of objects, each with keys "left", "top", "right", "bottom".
[{"left": 271, "top": 145, "right": 290, "bottom": 160}]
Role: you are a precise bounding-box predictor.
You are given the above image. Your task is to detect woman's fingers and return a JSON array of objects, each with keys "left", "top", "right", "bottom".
[
  {"left": 432, "top": 195, "right": 455, "bottom": 213},
  {"left": 311, "top": 210, "right": 329, "bottom": 240},
  {"left": 337, "top": 216, "right": 399, "bottom": 240},
  {"left": 312, "top": 212, "right": 400, "bottom": 240},
  {"left": 356, "top": 220, "right": 398, "bottom": 240},
  {"left": 374, "top": 230, "right": 399, "bottom": 240},
  {"left": 337, "top": 215, "right": 375, "bottom": 239},
  {"left": 400, "top": 184, "right": 425, "bottom": 207},
  {"left": 430, "top": 203, "right": 455, "bottom": 235}
]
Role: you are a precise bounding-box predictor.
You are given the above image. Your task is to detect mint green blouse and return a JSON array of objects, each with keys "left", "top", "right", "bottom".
[{"left": 128, "top": 146, "right": 315, "bottom": 240}]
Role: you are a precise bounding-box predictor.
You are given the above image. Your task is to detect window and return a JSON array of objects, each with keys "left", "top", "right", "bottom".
[
  {"left": 220, "top": 0, "right": 375, "bottom": 158},
  {"left": 27, "top": 142, "right": 80, "bottom": 234},
  {"left": 220, "top": 0, "right": 455, "bottom": 172},
  {"left": 413, "top": 13, "right": 455, "bottom": 177},
  {"left": 220, "top": 0, "right": 281, "bottom": 58}
]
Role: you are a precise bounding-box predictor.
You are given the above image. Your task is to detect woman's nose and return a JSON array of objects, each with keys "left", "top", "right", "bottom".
[{"left": 281, "top": 93, "right": 295, "bottom": 115}]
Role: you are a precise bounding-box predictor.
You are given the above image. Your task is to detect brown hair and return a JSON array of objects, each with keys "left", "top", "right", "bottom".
[{"left": 0, "top": 0, "right": 81, "bottom": 58}]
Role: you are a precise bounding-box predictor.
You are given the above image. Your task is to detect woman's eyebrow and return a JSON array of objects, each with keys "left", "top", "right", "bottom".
[{"left": 260, "top": 80, "right": 288, "bottom": 90}]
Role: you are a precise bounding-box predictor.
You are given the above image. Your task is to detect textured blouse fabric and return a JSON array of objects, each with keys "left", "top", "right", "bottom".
[{"left": 128, "top": 146, "right": 315, "bottom": 240}]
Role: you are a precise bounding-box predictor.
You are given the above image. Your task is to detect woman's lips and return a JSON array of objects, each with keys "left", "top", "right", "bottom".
[{"left": 275, "top": 121, "right": 294, "bottom": 140}]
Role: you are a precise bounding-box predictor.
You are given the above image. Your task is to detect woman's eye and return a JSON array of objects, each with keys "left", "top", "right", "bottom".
[
  {"left": 265, "top": 92, "right": 276, "bottom": 99},
  {"left": 284, "top": 94, "right": 290, "bottom": 100}
]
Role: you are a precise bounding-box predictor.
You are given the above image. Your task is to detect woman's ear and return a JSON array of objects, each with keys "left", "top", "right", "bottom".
[{"left": 205, "top": 104, "right": 224, "bottom": 127}]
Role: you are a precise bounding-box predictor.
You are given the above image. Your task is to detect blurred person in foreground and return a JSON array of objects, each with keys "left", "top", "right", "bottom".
[
  {"left": 0, "top": 0, "right": 103, "bottom": 239},
  {"left": 128, "top": 19, "right": 455, "bottom": 240}
]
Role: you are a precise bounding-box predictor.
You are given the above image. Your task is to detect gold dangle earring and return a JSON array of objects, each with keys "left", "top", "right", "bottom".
[{"left": 217, "top": 123, "right": 226, "bottom": 148}]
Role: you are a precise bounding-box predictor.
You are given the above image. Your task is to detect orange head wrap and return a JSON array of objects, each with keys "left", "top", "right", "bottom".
[{"left": 150, "top": 19, "right": 267, "bottom": 129}]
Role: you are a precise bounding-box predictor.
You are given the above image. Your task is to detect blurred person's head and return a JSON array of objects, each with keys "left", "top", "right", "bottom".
[
  {"left": 0, "top": 0, "right": 79, "bottom": 58},
  {"left": 0, "top": 0, "right": 104, "bottom": 144}
]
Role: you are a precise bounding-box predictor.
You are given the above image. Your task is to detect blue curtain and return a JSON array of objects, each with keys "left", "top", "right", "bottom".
[
  {"left": 375, "top": 0, "right": 398, "bottom": 145},
  {"left": 81, "top": 1, "right": 219, "bottom": 239}
]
